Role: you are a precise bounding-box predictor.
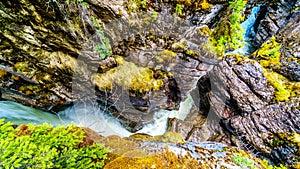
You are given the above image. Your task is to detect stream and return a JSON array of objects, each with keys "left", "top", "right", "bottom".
[{"left": 0, "top": 94, "right": 194, "bottom": 137}]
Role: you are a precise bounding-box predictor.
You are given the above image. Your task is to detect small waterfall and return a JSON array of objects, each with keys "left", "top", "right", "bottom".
[
  {"left": 241, "top": 5, "right": 261, "bottom": 39},
  {"left": 0, "top": 94, "right": 194, "bottom": 137},
  {"left": 137, "top": 94, "right": 194, "bottom": 136}
]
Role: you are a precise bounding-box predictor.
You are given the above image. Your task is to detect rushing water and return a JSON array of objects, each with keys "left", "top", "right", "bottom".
[{"left": 0, "top": 95, "right": 194, "bottom": 137}]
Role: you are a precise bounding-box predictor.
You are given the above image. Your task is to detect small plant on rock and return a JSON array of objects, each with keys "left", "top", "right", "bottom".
[{"left": 210, "top": 0, "right": 246, "bottom": 55}]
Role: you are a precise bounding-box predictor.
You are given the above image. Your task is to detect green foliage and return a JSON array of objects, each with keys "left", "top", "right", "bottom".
[
  {"left": 66, "top": 0, "right": 89, "bottom": 7},
  {"left": 90, "top": 16, "right": 112, "bottom": 60},
  {"left": 0, "top": 120, "right": 109, "bottom": 168},
  {"left": 232, "top": 153, "right": 255, "bottom": 169},
  {"left": 209, "top": 0, "right": 246, "bottom": 55},
  {"left": 95, "top": 42, "right": 112, "bottom": 60},
  {"left": 175, "top": 4, "right": 183, "bottom": 15}
]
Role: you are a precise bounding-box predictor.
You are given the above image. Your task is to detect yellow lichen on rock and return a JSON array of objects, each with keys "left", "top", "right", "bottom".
[
  {"left": 92, "top": 56, "right": 165, "bottom": 93},
  {"left": 263, "top": 70, "right": 300, "bottom": 102},
  {"left": 252, "top": 37, "right": 281, "bottom": 69},
  {"left": 200, "top": 0, "right": 211, "bottom": 10},
  {"left": 104, "top": 148, "right": 199, "bottom": 169},
  {"left": 130, "top": 132, "right": 186, "bottom": 144},
  {"left": 155, "top": 50, "right": 177, "bottom": 63}
]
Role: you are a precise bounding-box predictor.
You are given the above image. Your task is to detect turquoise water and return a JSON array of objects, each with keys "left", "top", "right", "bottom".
[
  {"left": 241, "top": 5, "right": 261, "bottom": 39},
  {"left": 0, "top": 101, "right": 67, "bottom": 125},
  {"left": 0, "top": 94, "right": 194, "bottom": 137}
]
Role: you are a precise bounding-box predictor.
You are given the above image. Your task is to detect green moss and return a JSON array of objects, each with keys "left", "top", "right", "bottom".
[
  {"left": 65, "top": 0, "right": 89, "bottom": 7},
  {"left": 126, "top": 0, "right": 149, "bottom": 12},
  {"left": 156, "top": 50, "right": 177, "bottom": 63},
  {"left": 125, "top": 0, "right": 211, "bottom": 16},
  {"left": 252, "top": 37, "right": 300, "bottom": 102},
  {"left": 252, "top": 37, "right": 281, "bottom": 69},
  {"left": 263, "top": 70, "right": 300, "bottom": 102},
  {"left": 232, "top": 153, "right": 255, "bottom": 169},
  {"left": 130, "top": 132, "right": 186, "bottom": 144},
  {"left": 175, "top": 4, "right": 183, "bottom": 15},
  {"left": 0, "top": 120, "right": 109, "bottom": 168},
  {"left": 92, "top": 56, "right": 165, "bottom": 93},
  {"left": 209, "top": 0, "right": 246, "bottom": 56},
  {"left": 260, "top": 159, "right": 288, "bottom": 169},
  {"left": 14, "top": 62, "right": 29, "bottom": 72}
]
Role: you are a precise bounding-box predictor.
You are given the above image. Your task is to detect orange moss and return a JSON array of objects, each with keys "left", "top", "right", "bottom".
[
  {"left": 0, "top": 68, "right": 8, "bottom": 78},
  {"left": 104, "top": 148, "right": 199, "bottom": 169}
]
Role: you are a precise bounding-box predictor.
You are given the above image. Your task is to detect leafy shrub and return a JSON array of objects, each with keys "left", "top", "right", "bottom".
[
  {"left": 210, "top": 0, "right": 246, "bottom": 55},
  {"left": 0, "top": 120, "right": 109, "bottom": 168}
]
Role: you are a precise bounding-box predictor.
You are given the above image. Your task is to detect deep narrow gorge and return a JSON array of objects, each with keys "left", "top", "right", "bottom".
[{"left": 0, "top": 0, "right": 299, "bottom": 168}]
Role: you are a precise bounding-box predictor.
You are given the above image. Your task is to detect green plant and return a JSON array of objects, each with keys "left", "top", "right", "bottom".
[
  {"left": 175, "top": 4, "right": 183, "bottom": 15},
  {"left": 66, "top": 0, "right": 89, "bottom": 7},
  {"left": 95, "top": 43, "right": 112, "bottom": 60},
  {"left": 209, "top": 0, "right": 246, "bottom": 55},
  {"left": 90, "top": 17, "right": 112, "bottom": 60},
  {"left": 151, "top": 11, "right": 158, "bottom": 20},
  {"left": 0, "top": 120, "right": 109, "bottom": 168},
  {"left": 232, "top": 153, "right": 255, "bottom": 169}
]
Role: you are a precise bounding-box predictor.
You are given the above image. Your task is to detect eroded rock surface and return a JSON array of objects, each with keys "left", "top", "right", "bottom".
[{"left": 199, "top": 55, "right": 299, "bottom": 167}]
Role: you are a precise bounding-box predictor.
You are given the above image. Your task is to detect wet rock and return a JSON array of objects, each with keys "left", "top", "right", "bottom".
[
  {"left": 87, "top": 131, "right": 271, "bottom": 169},
  {"left": 276, "top": 12, "right": 300, "bottom": 81},
  {"left": 227, "top": 103, "right": 300, "bottom": 166},
  {"left": 251, "top": 0, "right": 298, "bottom": 50},
  {"left": 198, "top": 55, "right": 299, "bottom": 167},
  {"left": 200, "top": 56, "right": 274, "bottom": 118},
  {"left": 166, "top": 105, "right": 225, "bottom": 143}
]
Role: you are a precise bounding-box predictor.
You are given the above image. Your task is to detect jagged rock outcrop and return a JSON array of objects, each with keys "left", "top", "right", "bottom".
[
  {"left": 276, "top": 12, "right": 300, "bottom": 81},
  {"left": 250, "top": 0, "right": 298, "bottom": 51},
  {"left": 198, "top": 55, "right": 299, "bottom": 167}
]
